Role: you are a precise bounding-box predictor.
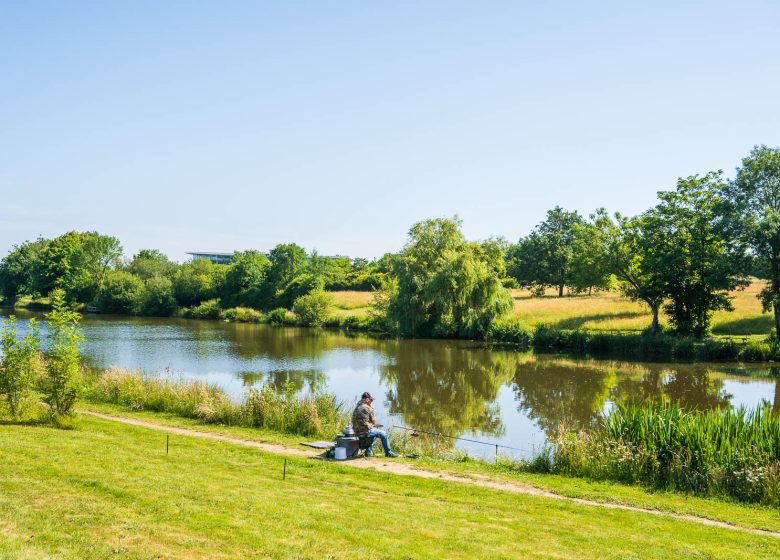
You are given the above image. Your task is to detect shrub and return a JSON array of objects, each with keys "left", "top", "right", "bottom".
[
  {"left": 486, "top": 317, "right": 532, "bottom": 346},
  {"left": 96, "top": 270, "right": 144, "bottom": 314},
  {"left": 40, "top": 289, "right": 84, "bottom": 419},
  {"left": 293, "top": 290, "right": 334, "bottom": 327},
  {"left": 0, "top": 316, "right": 42, "bottom": 418},
  {"left": 267, "top": 307, "right": 291, "bottom": 325},
  {"left": 221, "top": 307, "right": 264, "bottom": 323},
  {"left": 139, "top": 276, "right": 177, "bottom": 316},
  {"left": 183, "top": 298, "right": 222, "bottom": 320}
]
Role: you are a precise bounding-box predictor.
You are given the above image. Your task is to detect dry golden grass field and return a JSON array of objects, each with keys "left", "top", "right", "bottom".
[{"left": 331, "top": 281, "right": 773, "bottom": 336}]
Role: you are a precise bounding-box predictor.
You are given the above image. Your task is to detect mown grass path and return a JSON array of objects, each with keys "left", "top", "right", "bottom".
[{"left": 83, "top": 410, "right": 780, "bottom": 540}]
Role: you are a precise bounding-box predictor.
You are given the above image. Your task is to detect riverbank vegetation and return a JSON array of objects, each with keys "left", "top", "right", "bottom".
[
  {"left": 89, "top": 367, "right": 346, "bottom": 437},
  {"left": 2, "top": 145, "right": 780, "bottom": 358},
  {"left": 529, "top": 402, "right": 780, "bottom": 507}
]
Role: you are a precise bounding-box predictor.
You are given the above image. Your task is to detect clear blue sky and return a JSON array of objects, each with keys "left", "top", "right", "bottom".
[{"left": 1, "top": 1, "right": 778, "bottom": 261}]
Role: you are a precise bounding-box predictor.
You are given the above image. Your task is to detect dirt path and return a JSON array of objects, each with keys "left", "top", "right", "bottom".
[{"left": 82, "top": 410, "right": 780, "bottom": 539}]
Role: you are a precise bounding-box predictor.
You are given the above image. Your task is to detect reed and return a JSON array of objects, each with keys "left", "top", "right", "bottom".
[
  {"left": 89, "top": 367, "right": 347, "bottom": 437},
  {"left": 542, "top": 402, "right": 780, "bottom": 505}
]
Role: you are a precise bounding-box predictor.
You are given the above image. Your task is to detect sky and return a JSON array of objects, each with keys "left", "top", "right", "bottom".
[{"left": 1, "top": 1, "right": 779, "bottom": 261}]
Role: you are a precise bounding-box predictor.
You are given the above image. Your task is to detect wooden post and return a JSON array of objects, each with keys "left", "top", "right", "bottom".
[
  {"left": 166, "top": 434, "right": 169, "bottom": 454},
  {"left": 283, "top": 458, "right": 287, "bottom": 480}
]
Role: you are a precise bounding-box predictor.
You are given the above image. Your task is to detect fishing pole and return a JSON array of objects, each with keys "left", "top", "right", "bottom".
[{"left": 391, "top": 424, "right": 530, "bottom": 455}]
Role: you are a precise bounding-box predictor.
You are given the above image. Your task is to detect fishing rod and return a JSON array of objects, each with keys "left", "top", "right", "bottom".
[{"left": 391, "top": 424, "right": 530, "bottom": 455}]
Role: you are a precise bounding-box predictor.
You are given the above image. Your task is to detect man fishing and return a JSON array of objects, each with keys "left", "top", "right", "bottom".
[{"left": 352, "top": 391, "right": 398, "bottom": 458}]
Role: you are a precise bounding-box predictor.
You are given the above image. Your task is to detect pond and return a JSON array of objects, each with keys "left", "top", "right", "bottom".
[{"left": 3, "top": 310, "right": 778, "bottom": 459}]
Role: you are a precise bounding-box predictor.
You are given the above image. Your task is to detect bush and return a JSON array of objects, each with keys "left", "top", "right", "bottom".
[
  {"left": 0, "top": 316, "right": 42, "bottom": 418},
  {"left": 267, "top": 307, "right": 291, "bottom": 325},
  {"left": 40, "top": 289, "right": 84, "bottom": 418},
  {"left": 183, "top": 298, "right": 222, "bottom": 320},
  {"left": 486, "top": 317, "right": 532, "bottom": 346},
  {"left": 293, "top": 290, "right": 334, "bottom": 327},
  {"left": 96, "top": 270, "right": 144, "bottom": 314},
  {"left": 139, "top": 276, "right": 177, "bottom": 316},
  {"left": 221, "top": 307, "right": 265, "bottom": 323}
]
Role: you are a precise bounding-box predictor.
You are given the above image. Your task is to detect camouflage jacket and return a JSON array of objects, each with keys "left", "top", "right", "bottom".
[{"left": 351, "top": 402, "right": 376, "bottom": 435}]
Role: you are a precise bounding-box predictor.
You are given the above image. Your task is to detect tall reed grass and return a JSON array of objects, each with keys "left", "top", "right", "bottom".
[
  {"left": 538, "top": 402, "right": 780, "bottom": 505},
  {"left": 90, "top": 367, "right": 347, "bottom": 437}
]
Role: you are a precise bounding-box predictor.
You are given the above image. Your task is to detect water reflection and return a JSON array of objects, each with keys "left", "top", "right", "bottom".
[
  {"left": 2, "top": 309, "right": 778, "bottom": 458},
  {"left": 379, "top": 341, "right": 516, "bottom": 437}
]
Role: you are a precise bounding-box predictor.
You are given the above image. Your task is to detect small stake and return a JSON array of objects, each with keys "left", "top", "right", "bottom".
[
  {"left": 495, "top": 444, "right": 498, "bottom": 459},
  {"left": 283, "top": 458, "right": 287, "bottom": 480},
  {"left": 166, "top": 434, "right": 169, "bottom": 454}
]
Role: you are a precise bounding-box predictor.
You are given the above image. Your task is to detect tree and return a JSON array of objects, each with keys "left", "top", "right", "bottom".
[
  {"left": 595, "top": 210, "right": 666, "bottom": 333},
  {"left": 172, "top": 259, "right": 225, "bottom": 307},
  {"left": 506, "top": 207, "right": 584, "bottom": 296},
  {"left": 569, "top": 217, "right": 613, "bottom": 295},
  {"left": 41, "top": 289, "right": 84, "bottom": 418},
  {"left": 293, "top": 290, "right": 334, "bottom": 327},
  {"left": 139, "top": 276, "right": 177, "bottom": 316},
  {"left": 126, "top": 249, "right": 176, "bottom": 280},
  {"left": 728, "top": 145, "right": 780, "bottom": 336},
  {"left": 0, "top": 237, "right": 50, "bottom": 301},
  {"left": 386, "top": 217, "right": 513, "bottom": 339},
  {"left": 643, "top": 172, "right": 748, "bottom": 337},
  {"left": 221, "top": 250, "right": 271, "bottom": 308},
  {"left": 96, "top": 270, "right": 144, "bottom": 314},
  {"left": 0, "top": 316, "right": 41, "bottom": 418}
]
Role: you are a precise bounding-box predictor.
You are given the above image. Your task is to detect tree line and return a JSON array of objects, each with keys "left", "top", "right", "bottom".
[{"left": 1, "top": 145, "right": 779, "bottom": 340}]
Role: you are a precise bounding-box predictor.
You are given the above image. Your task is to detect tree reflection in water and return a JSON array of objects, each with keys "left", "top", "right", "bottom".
[{"left": 379, "top": 340, "right": 518, "bottom": 438}]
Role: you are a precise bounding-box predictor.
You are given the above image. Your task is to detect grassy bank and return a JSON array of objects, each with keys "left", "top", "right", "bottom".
[
  {"left": 532, "top": 403, "right": 780, "bottom": 506},
  {"left": 2, "top": 413, "right": 778, "bottom": 559},
  {"left": 89, "top": 367, "right": 347, "bottom": 438}
]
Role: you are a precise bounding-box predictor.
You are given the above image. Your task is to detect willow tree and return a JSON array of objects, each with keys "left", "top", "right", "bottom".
[{"left": 386, "top": 218, "right": 513, "bottom": 339}]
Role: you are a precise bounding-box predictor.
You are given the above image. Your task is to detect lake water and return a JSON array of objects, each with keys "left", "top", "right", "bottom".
[{"left": 3, "top": 309, "right": 779, "bottom": 459}]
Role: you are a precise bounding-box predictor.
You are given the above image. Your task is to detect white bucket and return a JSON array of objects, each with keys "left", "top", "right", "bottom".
[{"left": 334, "top": 446, "right": 347, "bottom": 461}]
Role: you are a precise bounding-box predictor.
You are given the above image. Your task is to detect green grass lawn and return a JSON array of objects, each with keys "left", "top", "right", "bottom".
[{"left": 2, "top": 412, "right": 779, "bottom": 559}]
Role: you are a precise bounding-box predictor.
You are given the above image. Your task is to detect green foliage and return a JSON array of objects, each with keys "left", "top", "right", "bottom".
[
  {"left": 221, "top": 307, "right": 265, "bottom": 323},
  {"left": 220, "top": 251, "right": 270, "bottom": 308},
  {"left": 139, "top": 276, "right": 177, "bottom": 316},
  {"left": 0, "top": 237, "right": 50, "bottom": 301},
  {"left": 293, "top": 290, "right": 334, "bottom": 327},
  {"left": 728, "top": 145, "right": 780, "bottom": 334},
  {"left": 547, "top": 402, "right": 780, "bottom": 505},
  {"left": 90, "top": 367, "right": 347, "bottom": 437},
  {"left": 41, "top": 289, "right": 84, "bottom": 418},
  {"left": 182, "top": 298, "right": 222, "bottom": 320},
  {"left": 485, "top": 317, "right": 533, "bottom": 346},
  {"left": 172, "top": 259, "right": 226, "bottom": 307},
  {"left": 0, "top": 316, "right": 41, "bottom": 418},
  {"left": 96, "top": 270, "right": 144, "bottom": 314},
  {"left": 125, "top": 249, "right": 177, "bottom": 280},
  {"left": 387, "top": 217, "right": 513, "bottom": 338},
  {"left": 267, "top": 307, "right": 291, "bottom": 325},
  {"left": 506, "top": 207, "right": 584, "bottom": 296},
  {"left": 643, "top": 173, "right": 748, "bottom": 337},
  {"left": 281, "top": 273, "right": 325, "bottom": 308}
]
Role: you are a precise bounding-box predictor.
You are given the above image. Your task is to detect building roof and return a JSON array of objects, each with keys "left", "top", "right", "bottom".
[{"left": 186, "top": 252, "right": 234, "bottom": 257}]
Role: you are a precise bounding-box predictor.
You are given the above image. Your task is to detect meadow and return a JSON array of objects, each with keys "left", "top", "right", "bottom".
[
  {"left": 331, "top": 281, "right": 774, "bottom": 337},
  {"left": 1, "top": 412, "right": 778, "bottom": 559}
]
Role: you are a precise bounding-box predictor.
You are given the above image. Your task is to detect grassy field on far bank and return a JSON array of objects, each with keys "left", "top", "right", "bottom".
[
  {"left": 330, "top": 282, "right": 773, "bottom": 337},
  {"left": 2, "top": 413, "right": 778, "bottom": 559}
]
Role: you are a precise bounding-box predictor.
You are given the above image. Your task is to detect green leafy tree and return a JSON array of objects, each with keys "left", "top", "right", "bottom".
[
  {"left": 126, "top": 249, "right": 177, "bottom": 280},
  {"left": 221, "top": 250, "right": 271, "bottom": 308},
  {"left": 569, "top": 218, "right": 613, "bottom": 295},
  {"left": 172, "top": 259, "right": 225, "bottom": 307},
  {"left": 0, "top": 237, "right": 51, "bottom": 302},
  {"left": 386, "top": 217, "right": 513, "bottom": 338},
  {"left": 506, "top": 207, "right": 584, "bottom": 296},
  {"left": 0, "top": 316, "right": 41, "bottom": 418},
  {"left": 643, "top": 172, "right": 748, "bottom": 337},
  {"left": 96, "top": 270, "right": 144, "bottom": 314},
  {"left": 595, "top": 210, "right": 666, "bottom": 333},
  {"left": 728, "top": 145, "right": 780, "bottom": 336},
  {"left": 293, "top": 289, "right": 334, "bottom": 327},
  {"left": 139, "top": 276, "right": 178, "bottom": 316},
  {"left": 41, "top": 289, "right": 84, "bottom": 417}
]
